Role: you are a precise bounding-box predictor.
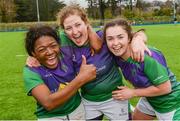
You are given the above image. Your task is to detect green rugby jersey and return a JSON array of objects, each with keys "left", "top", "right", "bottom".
[
  {"left": 115, "top": 47, "right": 180, "bottom": 113},
  {"left": 60, "top": 31, "right": 123, "bottom": 101},
  {"left": 23, "top": 52, "right": 81, "bottom": 118}
]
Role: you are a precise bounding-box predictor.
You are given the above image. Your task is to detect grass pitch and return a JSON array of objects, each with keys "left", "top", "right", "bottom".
[{"left": 0, "top": 24, "right": 179, "bottom": 119}]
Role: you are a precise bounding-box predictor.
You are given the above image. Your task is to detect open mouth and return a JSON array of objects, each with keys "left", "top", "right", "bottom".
[
  {"left": 46, "top": 56, "right": 58, "bottom": 66},
  {"left": 73, "top": 34, "right": 82, "bottom": 44},
  {"left": 113, "top": 46, "right": 122, "bottom": 52}
]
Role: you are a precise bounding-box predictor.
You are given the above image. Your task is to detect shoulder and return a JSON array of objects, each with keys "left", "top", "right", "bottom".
[
  {"left": 96, "top": 30, "right": 103, "bottom": 38},
  {"left": 23, "top": 66, "right": 43, "bottom": 82},
  {"left": 23, "top": 66, "right": 44, "bottom": 95}
]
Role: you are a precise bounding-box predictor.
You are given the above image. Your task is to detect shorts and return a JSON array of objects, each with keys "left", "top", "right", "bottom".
[
  {"left": 136, "top": 97, "right": 180, "bottom": 120},
  {"left": 82, "top": 98, "right": 129, "bottom": 120},
  {"left": 38, "top": 102, "right": 85, "bottom": 121}
]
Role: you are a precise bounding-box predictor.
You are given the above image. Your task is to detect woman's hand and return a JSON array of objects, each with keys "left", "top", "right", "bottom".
[
  {"left": 77, "top": 55, "right": 96, "bottom": 84},
  {"left": 130, "top": 31, "right": 152, "bottom": 62},
  {"left": 26, "top": 56, "right": 40, "bottom": 67},
  {"left": 112, "top": 86, "right": 135, "bottom": 100}
]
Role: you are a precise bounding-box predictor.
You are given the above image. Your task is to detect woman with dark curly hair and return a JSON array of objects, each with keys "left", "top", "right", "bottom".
[{"left": 23, "top": 25, "right": 97, "bottom": 120}]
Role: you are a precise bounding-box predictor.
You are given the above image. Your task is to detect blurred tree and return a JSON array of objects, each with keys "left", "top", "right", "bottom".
[
  {"left": 130, "top": 0, "right": 133, "bottom": 10},
  {"left": 108, "top": 0, "right": 117, "bottom": 16},
  {"left": 86, "top": 0, "right": 99, "bottom": 19},
  {"left": 14, "top": 0, "right": 36, "bottom": 22},
  {"left": 0, "top": 0, "right": 16, "bottom": 22},
  {"left": 136, "top": 0, "right": 143, "bottom": 10},
  {"left": 14, "top": 0, "right": 65, "bottom": 22},
  {"left": 176, "top": 0, "right": 180, "bottom": 14},
  {"left": 39, "top": 0, "right": 65, "bottom": 21},
  {"left": 98, "top": 0, "right": 106, "bottom": 25}
]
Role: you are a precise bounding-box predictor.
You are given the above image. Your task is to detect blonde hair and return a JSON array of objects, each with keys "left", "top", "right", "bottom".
[{"left": 57, "top": 5, "right": 89, "bottom": 28}]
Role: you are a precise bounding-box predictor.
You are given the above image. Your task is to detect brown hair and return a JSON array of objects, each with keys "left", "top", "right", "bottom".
[
  {"left": 57, "top": 5, "right": 89, "bottom": 28},
  {"left": 103, "top": 18, "right": 133, "bottom": 41}
]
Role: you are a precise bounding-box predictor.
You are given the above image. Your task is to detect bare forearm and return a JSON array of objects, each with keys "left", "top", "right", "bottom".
[
  {"left": 44, "top": 76, "right": 85, "bottom": 110},
  {"left": 32, "top": 56, "right": 96, "bottom": 111},
  {"left": 88, "top": 27, "right": 102, "bottom": 52},
  {"left": 134, "top": 86, "right": 165, "bottom": 97},
  {"left": 134, "top": 81, "right": 171, "bottom": 97},
  {"left": 32, "top": 76, "right": 86, "bottom": 111}
]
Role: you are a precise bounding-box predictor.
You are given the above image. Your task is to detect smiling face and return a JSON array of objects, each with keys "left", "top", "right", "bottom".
[
  {"left": 33, "top": 36, "right": 60, "bottom": 69},
  {"left": 63, "top": 15, "right": 89, "bottom": 46},
  {"left": 106, "top": 26, "right": 131, "bottom": 59}
]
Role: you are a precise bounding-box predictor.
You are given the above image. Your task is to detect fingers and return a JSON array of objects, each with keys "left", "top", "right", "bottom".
[
  {"left": 145, "top": 46, "right": 152, "bottom": 56},
  {"left": 112, "top": 92, "right": 126, "bottom": 100},
  {"left": 130, "top": 49, "right": 134, "bottom": 60},
  {"left": 90, "top": 48, "right": 95, "bottom": 56},
  {"left": 87, "top": 24, "right": 93, "bottom": 31},
  {"left": 140, "top": 50, "right": 144, "bottom": 62},
  {"left": 81, "top": 55, "right": 87, "bottom": 65},
  {"left": 117, "top": 86, "right": 126, "bottom": 89},
  {"left": 133, "top": 51, "right": 140, "bottom": 62},
  {"left": 26, "top": 56, "right": 36, "bottom": 67},
  {"left": 26, "top": 56, "right": 41, "bottom": 67}
]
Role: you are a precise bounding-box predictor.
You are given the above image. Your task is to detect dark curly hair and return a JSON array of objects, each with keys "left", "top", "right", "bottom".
[{"left": 25, "top": 25, "right": 60, "bottom": 56}]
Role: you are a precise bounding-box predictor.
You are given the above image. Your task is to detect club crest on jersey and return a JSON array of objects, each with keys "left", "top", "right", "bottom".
[{"left": 59, "top": 82, "right": 69, "bottom": 90}]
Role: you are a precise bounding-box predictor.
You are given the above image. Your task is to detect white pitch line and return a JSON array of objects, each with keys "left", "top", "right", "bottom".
[
  {"left": 16, "top": 54, "right": 26, "bottom": 57},
  {"left": 130, "top": 104, "right": 135, "bottom": 112}
]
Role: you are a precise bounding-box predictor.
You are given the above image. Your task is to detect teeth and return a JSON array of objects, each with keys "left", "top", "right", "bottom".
[
  {"left": 48, "top": 56, "right": 55, "bottom": 60},
  {"left": 73, "top": 34, "right": 81, "bottom": 39},
  {"left": 113, "top": 47, "right": 121, "bottom": 50},
  {"left": 113, "top": 48, "right": 121, "bottom": 52}
]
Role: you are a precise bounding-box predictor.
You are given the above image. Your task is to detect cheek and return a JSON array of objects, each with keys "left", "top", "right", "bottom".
[
  {"left": 34, "top": 54, "right": 45, "bottom": 63},
  {"left": 65, "top": 31, "right": 73, "bottom": 39},
  {"left": 55, "top": 48, "right": 60, "bottom": 54},
  {"left": 81, "top": 25, "right": 88, "bottom": 33},
  {"left": 106, "top": 41, "right": 112, "bottom": 49}
]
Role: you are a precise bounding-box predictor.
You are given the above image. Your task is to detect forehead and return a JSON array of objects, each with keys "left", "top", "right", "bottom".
[
  {"left": 63, "top": 15, "right": 84, "bottom": 27},
  {"left": 106, "top": 26, "right": 126, "bottom": 36},
  {"left": 35, "top": 36, "right": 57, "bottom": 48}
]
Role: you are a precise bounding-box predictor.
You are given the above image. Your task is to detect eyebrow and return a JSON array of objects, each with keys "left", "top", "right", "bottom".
[
  {"left": 35, "top": 42, "right": 57, "bottom": 50},
  {"left": 106, "top": 34, "right": 124, "bottom": 37}
]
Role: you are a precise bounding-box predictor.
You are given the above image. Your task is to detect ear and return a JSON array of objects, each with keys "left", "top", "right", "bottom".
[
  {"left": 31, "top": 52, "right": 36, "bottom": 58},
  {"left": 128, "top": 38, "right": 131, "bottom": 43}
]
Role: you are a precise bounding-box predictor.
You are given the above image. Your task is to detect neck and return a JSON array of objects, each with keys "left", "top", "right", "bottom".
[{"left": 120, "top": 45, "right": 131, "bottom": 60}]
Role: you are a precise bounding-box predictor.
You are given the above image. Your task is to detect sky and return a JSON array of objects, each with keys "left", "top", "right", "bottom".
[
  {"left": 61, "top": 0, "right": 88, "bottom": 8},
  {"left": 61, "top": 0, "right": 168, "bottom": 8}
]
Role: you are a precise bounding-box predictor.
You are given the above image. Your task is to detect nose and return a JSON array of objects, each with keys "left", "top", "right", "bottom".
[
  {"left": 113, "top": 38, "right": 120, "bottom": 46},
  {"left": 72, "top": 27, "right": 78, "bottom": 35},
  {"left": 46, "top": 47, "right": 53, "bottom": 55}
]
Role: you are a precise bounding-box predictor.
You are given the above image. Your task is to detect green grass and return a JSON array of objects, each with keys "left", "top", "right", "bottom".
[{"left": 0, "top": 24, "right": 180, "bottom": 119}]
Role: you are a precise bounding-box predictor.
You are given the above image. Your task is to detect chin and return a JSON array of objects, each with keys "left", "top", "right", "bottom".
[
  {"left": 76, "top": 43, "right": 84, "bottom": 47},
  {"left": 113, "top": 52, "right": 122, "bottom": 57},
  {"left": 47, "top": 64, "right": 58, "bottom": 69},
  {"left": 76, "top": 41, "right": 87, "bottom": 47}
]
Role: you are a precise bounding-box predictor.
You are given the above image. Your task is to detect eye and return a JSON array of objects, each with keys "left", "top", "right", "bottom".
[
  {"left": 117, "top": 35, "right": 123, "bottom": 39},
  {"left": 106, "top": 37, "right": 113, "bottom": 41},
  {"left": 65, "top": 27, "right": 71, "bottom": 31},
  {"left": 51, "top": 43, "right": 58, "bottom": 48},
  {"left": 75, "top": 23, "right": 81, "bottom": 27},
  {"left": 37, "top": 48, "right": 46, "bottom": 53}
]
